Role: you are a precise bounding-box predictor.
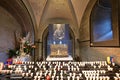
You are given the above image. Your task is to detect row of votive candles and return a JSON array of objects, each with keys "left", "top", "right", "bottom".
[
  {"left": 85, "top": 76, "right": 110, "bottom": 80},
  {"left": 34, "top": 75, "right": 82, "bottom": 80},
  {"left": 13, "top": 61, "right": 108, "bottom": 67}
]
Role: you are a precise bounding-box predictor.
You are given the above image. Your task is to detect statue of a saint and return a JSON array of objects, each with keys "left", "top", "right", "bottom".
[
  {"left": 53, "top": 24, "right": 65, "bottom": 40},
  {"left": 19, "top": 32, "right": 30, "bottom": 56}
]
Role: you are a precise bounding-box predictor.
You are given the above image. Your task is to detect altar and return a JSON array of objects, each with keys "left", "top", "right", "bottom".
[
  {"left": 50, "top": 44, "right": 68, "bottom": 57},
  {"left": 46, "top": 55, "right": 73, "bottom": 61}
]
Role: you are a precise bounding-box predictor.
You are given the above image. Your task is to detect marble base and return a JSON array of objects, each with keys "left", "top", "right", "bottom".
[
  {"left": 13, "top": 55, "right": 31, "bottom": 63},
  {"left": 46, "top": 55, "right": 73, "bottom": 61}
]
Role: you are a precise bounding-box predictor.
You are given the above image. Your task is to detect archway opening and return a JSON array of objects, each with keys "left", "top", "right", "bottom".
[{"left": 42, "top": 24, "right": 75, "bottom": 60}]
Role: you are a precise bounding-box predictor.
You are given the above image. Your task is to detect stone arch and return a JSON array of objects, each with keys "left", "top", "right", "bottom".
[
  {"left": 41, "top": 25, "right": 75, "bottom": 60},
  {"left": 0, "top": 0, "right": 36, "bottom": 62},
  {"left": 79, "top": 0, "right": 97, "bottom": 42}
]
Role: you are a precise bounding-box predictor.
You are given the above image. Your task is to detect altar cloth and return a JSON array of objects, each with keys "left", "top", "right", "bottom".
[{"left": 46, "top": 55, "right": 73, "bottom": 61}]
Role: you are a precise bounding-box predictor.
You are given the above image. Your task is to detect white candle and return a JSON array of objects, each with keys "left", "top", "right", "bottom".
[
  {"left": 76, "top": 76, "right": 80, "bottom": 80},
  {"left": 26, "top": 73, "right": 29, "bottom": 77},
  {"left": 31, "top": 73, "right": 33, "bottom": 77},
  {"left": 22, "top": 73, "right": 25, "bottom": 77},
  {"left": 67, "top": 76, "right": 70, "bottom": 80}
]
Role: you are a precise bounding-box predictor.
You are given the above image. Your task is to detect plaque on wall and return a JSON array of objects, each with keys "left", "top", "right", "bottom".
[{"left": 50, "top": 44, "right": 68, "bottom": 57}]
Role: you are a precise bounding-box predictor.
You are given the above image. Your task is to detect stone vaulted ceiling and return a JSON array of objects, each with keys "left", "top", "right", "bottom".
[
  {"left": 27, "top": 0, "right": 89, "bottom": 28},
  {"left": 0, "top": 0, "right": 90, "bottom": 39}
]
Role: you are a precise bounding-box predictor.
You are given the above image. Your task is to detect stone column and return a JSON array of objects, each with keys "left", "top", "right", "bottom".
[
  {"left": 34, "top": 39, "right": 43, "bottom": 61},
  {"left": 38, "top": 42, "right": 43, "bottom": 60},
  {"left": 74, "top": 39, "right": 81, "bottom": 61}
]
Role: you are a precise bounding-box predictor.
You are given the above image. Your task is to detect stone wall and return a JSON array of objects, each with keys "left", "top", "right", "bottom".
[
  {"left": 0, "top": 7, "right": 22, "bottom": 63},
  {"left": 80, "top": 41, "right": 120, "bottom": 65},
  {"left": 79, "top": 0, "right": 120, "bottom": 65}
]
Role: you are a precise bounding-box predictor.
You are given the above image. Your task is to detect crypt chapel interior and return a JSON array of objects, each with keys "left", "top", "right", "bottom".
[{"left": 0, "top": 0, "right": 120, "bottom": 80}]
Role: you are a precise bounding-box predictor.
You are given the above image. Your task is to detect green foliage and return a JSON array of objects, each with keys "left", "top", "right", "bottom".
[
  {"left": 7, "top": 38, "right": 34, "bottom": 58},
  {"left": 8, "top": 49, "right": 19, "bottom": 58},
  {"left": 23, "top": 41, "right": 34, "bottom": 54}
]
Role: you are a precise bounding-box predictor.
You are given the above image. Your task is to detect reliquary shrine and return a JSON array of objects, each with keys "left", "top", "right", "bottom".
[{"left": 50, "top": 44, "right": 68, "bottom": 57}]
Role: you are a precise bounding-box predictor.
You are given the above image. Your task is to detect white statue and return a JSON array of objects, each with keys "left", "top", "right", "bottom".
[
  {"left": 19, "top": 32, "right": 30, "bottom": 56},
  {"left": 53, "top": 24, "right": 65, "bottom": 40}
]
